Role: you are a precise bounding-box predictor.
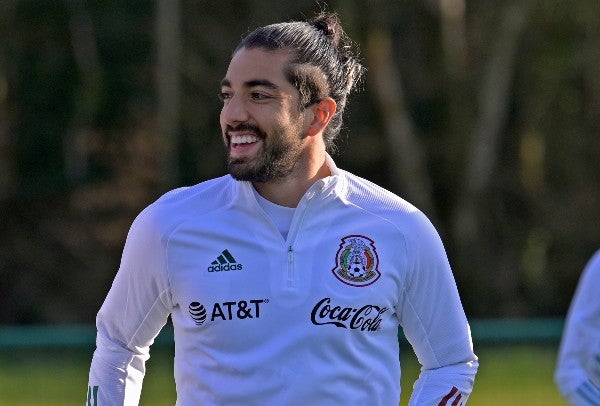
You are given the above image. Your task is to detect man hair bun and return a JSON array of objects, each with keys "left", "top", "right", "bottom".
[{"left": 310, "top": 12, "right": 342, "bottom": 48}]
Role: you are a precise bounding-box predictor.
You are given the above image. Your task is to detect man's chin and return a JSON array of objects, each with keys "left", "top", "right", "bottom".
[{"left": 228, "top": 161, "right": 265, "bottom": 182}]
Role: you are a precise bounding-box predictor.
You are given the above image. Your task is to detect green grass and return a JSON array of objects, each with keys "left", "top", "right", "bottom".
[
  {"left": 0, "top": 344, "right": 566, "bottom": 405},
  {"left": 399, "top": 344, "right": 567, "bottom": 405},
  {"left": 469, "top": 345, "right": 567, "bottom": 405}
]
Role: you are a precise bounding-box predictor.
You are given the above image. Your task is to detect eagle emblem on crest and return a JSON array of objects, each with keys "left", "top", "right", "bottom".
[{"left": 332, "top": 235, "right": 381, "bottom": 287}]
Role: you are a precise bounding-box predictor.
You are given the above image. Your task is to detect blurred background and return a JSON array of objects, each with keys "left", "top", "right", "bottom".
[
  {"left": 0, "top": 0, "right": 598, "bottom": 328},
  {"left": 2, "top": 1, "right": 598, "bottom": 404}
]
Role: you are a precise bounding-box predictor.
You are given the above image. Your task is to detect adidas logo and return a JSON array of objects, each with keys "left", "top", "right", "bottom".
[{"left": 207, "top": 249, "right": 243, "bottom": 272}]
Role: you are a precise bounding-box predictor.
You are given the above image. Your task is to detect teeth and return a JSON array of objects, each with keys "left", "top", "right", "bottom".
[{"left": 231, "top": 135, "right": 259, "bottom": 144}]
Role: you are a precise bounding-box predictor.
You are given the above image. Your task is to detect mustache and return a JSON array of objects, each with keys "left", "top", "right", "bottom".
[{"left": 225, "top": 124, "right": 266, "bottom": 139}]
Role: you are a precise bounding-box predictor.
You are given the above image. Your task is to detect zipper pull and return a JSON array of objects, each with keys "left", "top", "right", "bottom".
[{"left": 287, "top": 246, "right": 293, "bottom": 262}]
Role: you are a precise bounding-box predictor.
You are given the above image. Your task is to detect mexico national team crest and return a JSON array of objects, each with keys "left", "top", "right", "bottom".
[{"left": 332, "top": 235, "right": 381, "bottom": 287}]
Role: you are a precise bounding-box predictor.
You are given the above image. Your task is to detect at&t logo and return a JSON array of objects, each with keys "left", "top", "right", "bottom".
[{"left": 189, "top": 299, "right": 268, "bottom": 325}]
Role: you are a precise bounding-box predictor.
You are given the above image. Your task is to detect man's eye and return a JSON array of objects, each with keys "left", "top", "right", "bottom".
[
  {"left": 251, "top": 92, "right": 268, "bottom": 100},
  {"left": 218, "top": 92, "right": 231, "bottom": 101}
]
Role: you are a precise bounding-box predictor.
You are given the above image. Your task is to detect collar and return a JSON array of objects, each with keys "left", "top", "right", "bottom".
[{"left": 231, "top": 153, "right": 348, "bottom": 206}]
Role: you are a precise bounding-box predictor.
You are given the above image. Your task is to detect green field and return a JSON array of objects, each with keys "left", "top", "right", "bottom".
[{"left": 0, "top": 344, "right": 566, "bottom": 405}]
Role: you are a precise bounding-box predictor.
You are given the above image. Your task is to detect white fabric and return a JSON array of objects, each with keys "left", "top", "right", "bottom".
[
  {"left": 555, "top": 249, "right": 600, "bottom": 406},
  {"left": 252, "top": 186, "right": 295, "bottom": 240},
  {"left": 88, "top": 156, "right": 478, "bottom": 405}
]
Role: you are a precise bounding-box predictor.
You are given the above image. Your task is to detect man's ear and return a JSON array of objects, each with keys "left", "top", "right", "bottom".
[{"left": 306, "top": 97, "right": 337, "bottom": 137}]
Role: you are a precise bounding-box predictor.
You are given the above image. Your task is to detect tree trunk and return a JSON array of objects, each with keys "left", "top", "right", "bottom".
[
  {"left": 365, "top": 23, "right": 436, "bottom": 220},
  {"left": 65, "top": 1, "right": 103, "bottom": 183},
  {"left": 452, "top": 2, "right": 532, "bottom": 315},
  {"left": 156, "top": 0, "right": 182, "bottom": 189}
]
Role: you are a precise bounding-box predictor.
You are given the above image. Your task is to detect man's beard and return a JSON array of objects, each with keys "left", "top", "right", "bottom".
[{"left": 225, "top": 123, "right": 304, "bottom": 183}]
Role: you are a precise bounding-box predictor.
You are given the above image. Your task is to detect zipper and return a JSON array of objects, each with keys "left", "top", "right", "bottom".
[
  {"left": 283, "top": 179, "right": 329, "bottom": 288},
  {"left": 286, "top": 245, "right": 294, "bottom": 287},
  {"left": 285, "top": 187, "right": 316, "bottom": 288}
]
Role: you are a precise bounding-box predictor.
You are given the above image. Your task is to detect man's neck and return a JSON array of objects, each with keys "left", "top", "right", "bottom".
[{"left": 252, "top": 156, "right": 331, "bottom": 208}]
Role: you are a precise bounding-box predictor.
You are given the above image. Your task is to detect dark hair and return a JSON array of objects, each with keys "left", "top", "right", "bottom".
[{"left": 234, "top": 12, "right": 365, "bottom": 152}]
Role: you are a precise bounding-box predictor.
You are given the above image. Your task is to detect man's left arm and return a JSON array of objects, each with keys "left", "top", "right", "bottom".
[{"left": 397, "top": 212, "right": 478, "bottom": 405}]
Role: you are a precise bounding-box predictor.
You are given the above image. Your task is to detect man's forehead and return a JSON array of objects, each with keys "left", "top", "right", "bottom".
[{"left": 222, "top": 47, "right": 293, "bottom": 87}]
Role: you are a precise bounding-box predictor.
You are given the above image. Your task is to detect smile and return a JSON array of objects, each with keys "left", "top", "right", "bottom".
[{"left": 230, "top": 134, "right": 260, "bottom": 145}]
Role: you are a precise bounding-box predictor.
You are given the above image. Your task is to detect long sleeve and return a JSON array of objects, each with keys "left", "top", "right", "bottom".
[
  {"left": 397, "top": 212, "right": 478, "bottom": 405},
  {"left": 87, "top": 205, "right": 174, "bottom": 405},
  {"left": 555, "top": 249, "right": 600, "bottom": 406}
]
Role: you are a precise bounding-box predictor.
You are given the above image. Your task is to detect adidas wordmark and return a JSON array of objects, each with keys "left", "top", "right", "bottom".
[{"left": 207, "top": 249, "right": 243, "bottom": 272}]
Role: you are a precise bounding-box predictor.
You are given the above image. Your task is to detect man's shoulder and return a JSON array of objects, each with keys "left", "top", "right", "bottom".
[
  {"left": 340, "top": 170, "right": 437, "bottom": 235},
  {"left": 155, "top": 175, "right": 235, "bottom": 207},
  {"left": 133, "top": 175, "right": 238, "bottom": 231},
  {"left": 341, "top": 170, "right": 417, "bottom": 213}
]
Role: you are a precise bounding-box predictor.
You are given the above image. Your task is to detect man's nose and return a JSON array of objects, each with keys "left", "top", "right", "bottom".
[{"left": 221, "top": 96, "right": 249, "bottom": 125}]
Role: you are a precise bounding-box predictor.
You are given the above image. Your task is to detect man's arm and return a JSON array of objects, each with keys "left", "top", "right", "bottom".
[
  {"left": 87, "top": 206, "right": 173, "bottom": 405},
  {"left": 397, "top": 212, "right": 478, "bottom": 405},
  {"left": 555, "top": 250, "right": 600, "bottom": 405}
]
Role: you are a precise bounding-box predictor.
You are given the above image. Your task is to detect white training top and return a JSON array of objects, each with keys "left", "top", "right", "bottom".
[
  {"left": 252, "top": 186, "right": 295, "bottom": 240},
  {"left": 88, "top": 156, "right": 478, "bottom": 405},
  {"left": 555, "top": 249, "right": 600, "bottom": 405}
]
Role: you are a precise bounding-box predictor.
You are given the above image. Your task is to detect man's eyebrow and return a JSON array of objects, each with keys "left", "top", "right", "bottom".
[
  {"left": 245, "top": 79, "right": 279, "bottom": 90},
  {"left": 220, "top": 78, "right": 279, "bottom": 90}
]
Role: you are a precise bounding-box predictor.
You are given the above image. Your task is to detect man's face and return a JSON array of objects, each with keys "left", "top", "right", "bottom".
[{"left": 219, "top": 47, "right": 310, "bottom": 182}]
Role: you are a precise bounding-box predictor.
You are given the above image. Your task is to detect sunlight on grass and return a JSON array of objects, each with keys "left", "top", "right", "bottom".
[
  {"left": 399, "top": 344, "right": 567, "bottom": 406},
  {"left": 0, "top": 344, "right": 568, "bottom": 405}
]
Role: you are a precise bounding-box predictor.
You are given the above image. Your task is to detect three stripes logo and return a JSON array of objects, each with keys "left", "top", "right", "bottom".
[
  {"left": 207, "top": 249, "right": 243, "bottom": 272},
  {"left": 438, "top": 386, "right": 464, "bottom": 406},
  {"left": 86, "top": 385, "right": 98, "bottom": 406}
]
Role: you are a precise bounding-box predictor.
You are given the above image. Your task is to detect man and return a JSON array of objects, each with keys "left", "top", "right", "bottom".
[
  {"left": 87, "top": 12, "right": 478, "bottom": 405},
  {"left": 555, "top": 249, "right": 600, "bottom": 405}
]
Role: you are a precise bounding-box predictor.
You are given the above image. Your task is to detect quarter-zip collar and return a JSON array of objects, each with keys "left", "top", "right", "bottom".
[{"left": 231, "top": 153, "right": 348, "bottom": 213}]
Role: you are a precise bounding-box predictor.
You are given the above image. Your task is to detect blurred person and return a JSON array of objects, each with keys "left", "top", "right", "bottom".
[
  {"left": 87, "top": 12, "right": 478, "bottom": 405},
  {"left": 555, "top": 249, "right": 600, "bottom": 405}
]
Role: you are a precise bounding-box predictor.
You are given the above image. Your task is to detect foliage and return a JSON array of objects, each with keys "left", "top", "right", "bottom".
[{"left": 0, "top": 0, "right": 598, "bottom": 323}]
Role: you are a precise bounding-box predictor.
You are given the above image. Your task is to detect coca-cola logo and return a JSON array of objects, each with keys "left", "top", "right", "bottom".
[{"left": 310, "top": 297, "right": 388, "bottom": 332}]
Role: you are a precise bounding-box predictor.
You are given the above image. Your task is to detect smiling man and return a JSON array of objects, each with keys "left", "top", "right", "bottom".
[
  {"left": 220, "top": 46, "right": 337, "bottom": 207},
  {"left": 87, "top": 12, "right": 478, "bottom": 405},
  {"left": 220, "top": 50, "right": 314, "bottom": 185}
]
